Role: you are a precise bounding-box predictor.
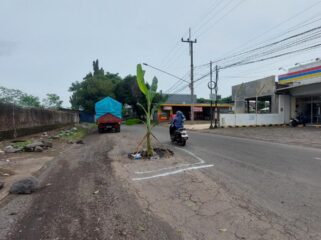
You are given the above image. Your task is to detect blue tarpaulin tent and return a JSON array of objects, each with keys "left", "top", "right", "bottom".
[{"left": 95, "top": 97, "right": 122, "bottom": 121}]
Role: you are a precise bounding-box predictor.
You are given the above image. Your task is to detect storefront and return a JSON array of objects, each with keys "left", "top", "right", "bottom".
[
  {"left": 158, "top": 103, "right": 232, "bottom": 121},
  {"left": 277, "top": 60, "right": 321, "bottom": 125}
]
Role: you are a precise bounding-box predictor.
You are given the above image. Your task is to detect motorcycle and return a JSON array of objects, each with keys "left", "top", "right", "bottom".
[
  {"left": 170, "top": 127, "right": 188, "bottom": 146},
  {"left": 290, "top": 113, "right": 307, "bottom": 127}
]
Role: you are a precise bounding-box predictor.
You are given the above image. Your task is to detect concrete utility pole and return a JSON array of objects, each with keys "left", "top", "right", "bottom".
[
  {"left": 208, "top": 61, "right": 214, "bottom": 129},
  {"left": 182, "top": 28, "right": 197, "bottom": 123},
  {"left": 214, "top": 65, "right": 219, "bottom": 128}
]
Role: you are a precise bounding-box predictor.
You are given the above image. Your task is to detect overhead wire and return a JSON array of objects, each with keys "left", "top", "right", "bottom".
[
  {"left": 195, "top": 0, "right": 245, "bottom": 39},
  {"left": 204, "top": 0, "right": 321, "bottom": 66},
  {"left": 162, "top": 0, "right": 243, "bottom": 70}
]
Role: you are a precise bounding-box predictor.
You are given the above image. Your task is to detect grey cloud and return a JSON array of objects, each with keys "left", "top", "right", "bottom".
[{"left": 0, "top": 40, "right": 17, "bottom": 56}]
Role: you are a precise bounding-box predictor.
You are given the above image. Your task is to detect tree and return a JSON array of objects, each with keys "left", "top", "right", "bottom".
[
  {"left": 197, "top": 98, "right": 210, "bottom": 103},
  {"left": 18, "top": 94, "right": 41, "bottom": 108},
  {"left": 0, "top": 86, "right": 24, "bottom": 103},
  {"left": 0, "top": 86, "right": 41, "bottom": 108},
  {"left": 115, "top": 75, "right": 167, "bottom": 119},
  {"left": 136, "top": 64, "right": 160, "bottom": 157},
  {"left": 218, "top": 96, "right": 232, "bottom": 103},
  {"left": 69, "top": 59, "right": 121, "bottom": 113},
  {"left": 43, "top": 93, "right": 63, "bottom": 109}
]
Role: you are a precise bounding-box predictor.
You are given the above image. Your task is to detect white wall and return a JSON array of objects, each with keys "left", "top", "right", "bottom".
[
  {"left": 220, "top": 113, "right": 285, "bottom": 127},
  {"left": 220, "top": 94, "right": 291, "bottom": 127}
]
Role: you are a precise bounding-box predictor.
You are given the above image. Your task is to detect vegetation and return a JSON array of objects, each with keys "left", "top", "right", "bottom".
[
  {"left": 136, "top": 64, "right": 159, "bottom": 157},
  {"left": 69, "top": 60, "right": 121, "bottom": 113},
  {"left": 69, "top": 59, "right": 166, "bottom": 119},
  {"left": 0, "top": 86, "right": 41, "bottom": 107},
  {"left": 124, "top": 118, "right": 142, "bottom": 125},
  {"left": 0, "top": 86, "right": 63, "bottom": 108},
  {"left": 43, "top": 93, "right": 63, "bottom": 109},
  {"left": 12, "top": 140, "right": 32, "bottom": 149},
  {"left": 63, "top": 128, "right": 88, "bottom": 142},
  {"left": 196, "top": 95, "right": 232, "bottom": 104}
]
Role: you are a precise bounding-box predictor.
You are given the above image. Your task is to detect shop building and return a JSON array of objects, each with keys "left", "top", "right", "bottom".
[
  {"left": 228, "top": 59, "right": 321, "bottom": 127},
  {"left": 158, "top": 94, "right": 232, "bottom": 121},
  {"left": 276, "top": 60, "right": 321, "bottom": 124}
]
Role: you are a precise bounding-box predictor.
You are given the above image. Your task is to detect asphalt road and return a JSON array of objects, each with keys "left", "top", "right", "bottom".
[{"left": 142, "top": 125, "right": 321, "bottom": 238}]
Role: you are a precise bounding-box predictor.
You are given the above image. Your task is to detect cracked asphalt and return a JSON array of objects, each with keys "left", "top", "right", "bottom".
[{"left": 113, "top": 125, "right": 321, "bottom": 240}]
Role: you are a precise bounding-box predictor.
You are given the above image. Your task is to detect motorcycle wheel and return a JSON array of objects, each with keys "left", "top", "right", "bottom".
[{"left": 180, "top": 139, "right": 186, "bottom": 146}]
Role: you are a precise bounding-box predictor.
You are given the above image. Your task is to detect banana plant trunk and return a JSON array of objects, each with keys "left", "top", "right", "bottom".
[{"left": 146, "top": 98, "right": 153, "bottom": 157}]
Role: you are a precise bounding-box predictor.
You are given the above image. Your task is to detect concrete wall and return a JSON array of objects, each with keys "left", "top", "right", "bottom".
[
  {"left": 220, "top": 113, "right": 285, "bottom": 127},
  {"left": 221, "top": 93, "right": 291, "bottom": 127},
  {"left": 0, "top": 103, "right": 79, "bottom": 140},
  {"left": 232, "top": 76, "right": 277, "bottom": 113},
  {"left": 232, "top": 76, "right": 276, "bottom": 100}
]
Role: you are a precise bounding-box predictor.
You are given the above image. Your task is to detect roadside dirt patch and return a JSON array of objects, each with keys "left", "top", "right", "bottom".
[
  {"left": 0, "top": 124, "right": 95, "bottom": 201},
  {"left": 2, "top": 133, "right": 182, "bottom": 240}
]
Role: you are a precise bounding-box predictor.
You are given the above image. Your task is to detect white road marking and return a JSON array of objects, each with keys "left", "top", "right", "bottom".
[
  {"left": 135, "top": 163, "right": 191, "bottom": 174},
  {"left": 315, "top": 157, "right": 321, "bottom": 160},
  {"left": 132, "top": 164, "right": 214, "bottom": 181},
  {"left": 176, "top": 147, "right": 205, "bottom": 164},
  {"left": 135, "top": 147, "right": 204, "bottom": 174},
  {"left": 132, "top": 147, "right": 213, "bottom": 181}
]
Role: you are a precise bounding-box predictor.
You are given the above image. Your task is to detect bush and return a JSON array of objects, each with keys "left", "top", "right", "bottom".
[{"left": 124, "top": 118, "right": 142, "bottom": 125}]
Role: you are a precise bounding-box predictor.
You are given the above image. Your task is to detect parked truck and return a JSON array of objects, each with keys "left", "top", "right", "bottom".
[{"left": 95, "top": 97, "right": 122, "bottom": 133}]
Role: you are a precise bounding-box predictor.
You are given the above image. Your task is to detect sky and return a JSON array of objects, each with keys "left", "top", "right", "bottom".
[{"left": 1, "top": 0, "right": 321, "bottom": 107}]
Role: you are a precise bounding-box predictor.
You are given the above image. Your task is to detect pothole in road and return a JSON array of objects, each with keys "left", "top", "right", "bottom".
[{"left": 128, "top": 148, "right": 174, "bottom": 160}]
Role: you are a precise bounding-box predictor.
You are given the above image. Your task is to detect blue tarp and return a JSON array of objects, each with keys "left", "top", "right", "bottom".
[
  {"left": 95, "top": 97, "right": 122, "bottom": 121},
  {"left": 79, "top": 112, "right": 95, "bottom": 123}
]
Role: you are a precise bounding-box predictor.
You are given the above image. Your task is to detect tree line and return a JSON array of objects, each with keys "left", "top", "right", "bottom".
[
  {"left": 0, "top": 87, "right": 63, "bottom": 109},
  {"left": 69, "top": 59, "right": 166, "bottom": 115}
]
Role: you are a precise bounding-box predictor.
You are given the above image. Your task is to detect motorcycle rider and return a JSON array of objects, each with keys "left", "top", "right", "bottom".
[{"left": 170, "top": 111, "right": 186, "bottom": 137}]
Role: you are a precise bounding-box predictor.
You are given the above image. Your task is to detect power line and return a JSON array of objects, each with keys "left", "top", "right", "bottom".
[
  {"left": 206, "top": 1, "right": 321, "bottom": 65},
  {"left": 222, "top": 42, "right": 321, "bottom": 70},
  {"left": 196, "top": 0, "right": 245, "bottom": 39},
  {"left": 142, "top": 63, "right": 189, "bottom": 84}
]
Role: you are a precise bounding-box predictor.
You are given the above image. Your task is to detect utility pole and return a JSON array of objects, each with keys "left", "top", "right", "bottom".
[
  {"left": 208, "top": 61, "right": 214, "bottom": 129},
  {"left": 182, "top": 28, "right": 197, "bottom": 123},
  {"left": 214, "top": 65, "right": 219, "bottom": 128}
]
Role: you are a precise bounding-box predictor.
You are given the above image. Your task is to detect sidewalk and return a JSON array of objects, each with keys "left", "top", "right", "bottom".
[{"left": 200, "top": 125, "right": 321, "bottom": 149}]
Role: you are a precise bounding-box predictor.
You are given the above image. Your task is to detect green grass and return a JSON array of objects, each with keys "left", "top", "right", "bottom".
[
  {"left": 12, "top": 140, "right": 32, "bottom": 149},
  {"left": 63, "top": 128, "right": 88, "bottom": 141},
  {"left": 124, "top": 118, "right": 143, "bottom": 125}
]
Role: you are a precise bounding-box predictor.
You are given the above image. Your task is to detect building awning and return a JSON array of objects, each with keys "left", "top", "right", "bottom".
[{"left": 276, "top": 82, "right": 321, "bottom": 96}]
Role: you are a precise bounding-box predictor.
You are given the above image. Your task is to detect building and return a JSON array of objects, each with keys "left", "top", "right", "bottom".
[
  {"left": 229, "top": 59, "right": 321, "bottom": 126},
  {"left": 232, "top": 76, "right": 278, "bottom": 114},
  {"left": 276, "top": 60, "right": 321, "bottom": 124},
  {"left": 158, "top": 94, "right": 232, "bottom": 121}
]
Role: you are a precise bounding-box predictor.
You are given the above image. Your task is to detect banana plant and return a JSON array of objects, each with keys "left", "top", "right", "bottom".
[{"left": 136, "top": 64, "right": 158, "bottom": 157}]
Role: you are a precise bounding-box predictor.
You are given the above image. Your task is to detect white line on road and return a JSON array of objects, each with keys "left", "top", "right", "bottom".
[
  {"left": 135, "top": 147, "right": 204, "bottom": 175},
  {"left": 132, "top": 164, "right": 214, "bottom": 181},
  {"left": 176, "top": 147, "right": 205, "bottom": 164},
  {"left": 135, "top": 163, "right": 191, "bottom": 174},
  {"left": 315, "top": 157, "right": 321, "bottom": 160},
  {"left": 132, "top": 147, "right": 213, "bottom": 181}
]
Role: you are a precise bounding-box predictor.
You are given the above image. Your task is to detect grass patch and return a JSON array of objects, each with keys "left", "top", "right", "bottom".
[
  {"left": 124, "top": 118, "right": 143, "bottom": 125},
  {"left": 12, "top": 140, "right": 32, "bottom": 149},
  {"left": 63, "top": 128, "right": 88, "bottom": 141}
]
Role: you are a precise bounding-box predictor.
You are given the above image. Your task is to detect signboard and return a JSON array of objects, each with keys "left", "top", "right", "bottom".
[
  {"left": 193, "top": 106, "right": 203, "bottom": 112},
  {"left": 163, "top": 106, "right": 172, "bottom": 110},
  {"left": 209, "top": 94, "right": 217, "bottom": 100}
]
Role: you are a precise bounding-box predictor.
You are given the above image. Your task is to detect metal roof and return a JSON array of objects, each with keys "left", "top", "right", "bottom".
[{"left": 164, "top": 94, "right": 197, "bottom": 104}]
